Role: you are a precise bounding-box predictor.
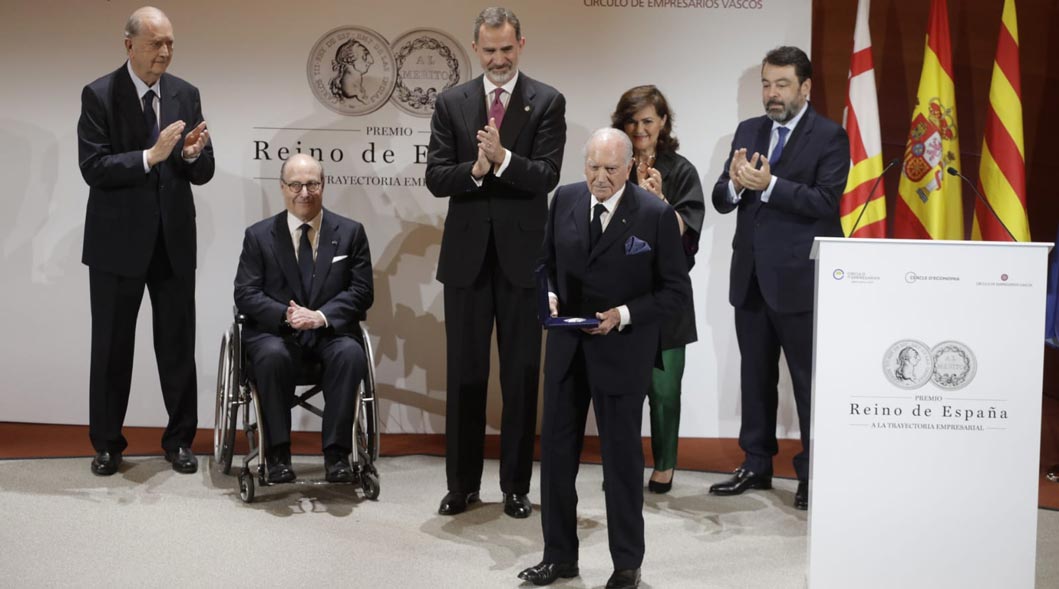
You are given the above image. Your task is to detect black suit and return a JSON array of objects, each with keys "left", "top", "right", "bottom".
[
  {"left": 539, "top": 181, "right": 690, "bottom": 570},
  {"left": 233, "top": 209, "right": 373, "bottom": 452},
  {"left": 425, "top": 73, "right": 566, "bottom": 494},
  {"left": 711, "top": 104, "right": 850, "bottom": 480},
  {"left": 78, "top": 63, "right": 214, "bottom": 453}
]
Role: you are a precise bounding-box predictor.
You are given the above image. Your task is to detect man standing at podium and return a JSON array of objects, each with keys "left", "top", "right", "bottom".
[{"left": 710, "top": 46, "right": 850, "bottom": 510}]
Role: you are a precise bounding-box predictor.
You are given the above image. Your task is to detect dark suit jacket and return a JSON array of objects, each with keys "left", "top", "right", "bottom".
[
  {"left": 711, "top": 104, "right": 849, "bottom": 314},
  {"left": 78, "top": 63, "right": 215, "bottom": 277},
  {"left": 425, "top": 73, "right": 566, "bottom": 288},
  {"left": 541, "top": 181, "right": 691, "bottom": 396},
  {"left": 233, "top": 209, "right": 373, "bottom": 339}
]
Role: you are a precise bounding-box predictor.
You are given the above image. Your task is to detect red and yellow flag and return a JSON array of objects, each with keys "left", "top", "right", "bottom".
[
  {"left": 894, "top": 0, "right": 962, "bottom": 239},
  {"left": 841, "top": 0, "right": 886, "bottom": 238},
  {"left": 973, "top": 0, "right": 1029, "bottom": 241}
]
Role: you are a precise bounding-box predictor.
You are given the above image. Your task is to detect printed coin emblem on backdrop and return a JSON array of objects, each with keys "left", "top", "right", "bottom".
[
  {"left": 390, "top": 29, "right": 471, "bottom": 117},
  {"left": 882, "top": 339, "right": 934, "bottom": 390},
  {"left": 930, "top": 340, "right": 977, "bottom": 391},
  {"left": 308, "top": 26, "right": 397, "bottom": 116}
]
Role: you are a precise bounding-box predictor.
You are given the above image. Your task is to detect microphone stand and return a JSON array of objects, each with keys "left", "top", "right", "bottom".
[
  {"left": 946, "top": 167, "right": 1017, "bottom": 242},
  {"left": 848, "top": 158, "right": 900, "bottom": 237}
]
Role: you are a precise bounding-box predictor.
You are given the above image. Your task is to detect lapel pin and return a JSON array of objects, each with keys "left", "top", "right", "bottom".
[
  {"left": 524, "top": 105, "right": 531, "bottom": 112},
  {"left": 331, "top": 240, "right": 338, "bottom": 246}
]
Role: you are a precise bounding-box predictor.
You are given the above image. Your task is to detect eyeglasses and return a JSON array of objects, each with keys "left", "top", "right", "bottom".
[{"left": 282, "top": 180, "right": 323, "bottom": 194}]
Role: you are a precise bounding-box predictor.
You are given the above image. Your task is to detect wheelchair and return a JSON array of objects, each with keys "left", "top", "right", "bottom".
[{"left": 213, "top": 311, "right": 380, "bottom": 503}]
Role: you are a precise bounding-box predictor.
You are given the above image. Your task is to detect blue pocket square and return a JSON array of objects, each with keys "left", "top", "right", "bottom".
[{"left": 625, "top": 236, "right": 652, "bottom": 255}]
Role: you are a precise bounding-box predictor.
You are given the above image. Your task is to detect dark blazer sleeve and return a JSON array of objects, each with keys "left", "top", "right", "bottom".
[
  {"left": 234, "top": 226, "right": 288, "bottom": 334},
  {"left": 172, "top": 85, "right": 215, "bottom": 187},
  {"left": 77, "top": 83, "right": 148, "bottom": 190},
  {"left": 317, "top": 221, "right": 374, "bottom": 334},
  {"left": 424, "top": 92, "right": 479, "bottom": 198},
  {"left": 711, "top": 124, "right": 748, "bottom": 216},
  {"left": 492, "top": 89, "right": 565, "bottom": 195}
]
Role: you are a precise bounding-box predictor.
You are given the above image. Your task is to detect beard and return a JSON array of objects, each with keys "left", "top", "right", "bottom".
[
  {"left": 765, "top": 97, "right": 804, "bottom": 123},
  {"left": 485, "top": 66, "right": 515, "bottom": 86}
]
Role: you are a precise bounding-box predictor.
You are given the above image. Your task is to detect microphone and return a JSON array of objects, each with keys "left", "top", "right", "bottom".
[
  {"left": 945, "top": 167, "right": 1017, "bottom": 241},
  {"left": 848, "top": 157, "right": 900, "bottom": 237}
]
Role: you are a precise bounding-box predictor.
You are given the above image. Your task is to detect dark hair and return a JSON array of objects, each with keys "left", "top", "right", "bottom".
[
  {"left": 474, "top": 7, "right": 521, "bottom": 43},
  {"left": 762, "top": 46, "right": 812, "bottom": 84},
  {"left": 610, "top": 85, "right": 680, "bottom": 154}
]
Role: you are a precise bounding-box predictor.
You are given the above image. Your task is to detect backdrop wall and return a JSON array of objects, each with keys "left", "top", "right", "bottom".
[{"left": 0, "top": 0, "right": 811, "bottom": 438}]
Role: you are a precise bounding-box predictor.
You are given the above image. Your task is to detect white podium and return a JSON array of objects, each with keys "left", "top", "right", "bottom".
[{"left": 807, "top": 238, "right": 1050, "bottom": 589}]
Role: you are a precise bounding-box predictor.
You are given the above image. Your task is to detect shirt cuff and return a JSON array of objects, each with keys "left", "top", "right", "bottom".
[
  {"left": 494, "top": 149, "right": 512, "bottom": 177},
  {"left": 617, "top": 305, "right": 630, "bottom": 331},
  {"left": 183, "top": 153, "right": 200, "bottom": 164},
  {"left": 142, "top": 150, "right": 151, "bottom": 173},
  {"left": 471, "top": 172, "right": 484, "bottom": 187},
  {"left": 760, "top": 175, "right": 779, "bottom": 203},
  {"left": 727, "top": 180, "right": 743, "bottom": 204},
  {"left": 316, "top": 310, "right": 329, "bottom": 328}
]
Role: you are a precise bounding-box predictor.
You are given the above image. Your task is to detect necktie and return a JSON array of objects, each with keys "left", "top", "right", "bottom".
[
  {"left": 142, "top": 89, "right": 158, "bottom": 145},
  {"left": 769, "top": 126, "right": 789, "bottom": 167},
  {"left": 298, "top": 223, "right": 314, "bottom": 301},
  {"left": 589, "top": 203, "right": 606, "bottom": 250},
  {"left": 489, "top": 88, "right": 506, "bottom": 129}
]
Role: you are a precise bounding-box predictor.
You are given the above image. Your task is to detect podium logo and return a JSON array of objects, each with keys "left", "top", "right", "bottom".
[
  {"left": 883, "top": 339, "right": 977, "bottom": 391},
  {"left": 832, "top": 268, "right": 845, "bottom": 280},
  {"left": 307, "top": 26, "right": 469, "bottom": 117},
  {"left": 905, "top": 271, "right": 960, "bottom": 284}
]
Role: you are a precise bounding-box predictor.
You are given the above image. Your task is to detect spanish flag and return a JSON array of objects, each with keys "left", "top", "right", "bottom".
[
  {"left": 972, "top": 0, "right": 1030, "bottom": 241},
  {"left": 894, "top": 0, "right": 962, "bottom": 240},
  {"left": 841, "top": 0, "right": 885, "bottom": 237}
]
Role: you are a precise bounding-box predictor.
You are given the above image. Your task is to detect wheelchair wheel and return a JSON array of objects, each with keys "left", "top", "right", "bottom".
[
  {"left": 213, "top": 327, "right": 238, "bottom": 475},
  {"left": 359, "top": 324, "right": 380, "bottom": 463},
  {"left": 361, "top": 470, "right": 380, "bottom": 500},
  {"left": 238, "top": 468, "right": 255, "bottom": 503}
]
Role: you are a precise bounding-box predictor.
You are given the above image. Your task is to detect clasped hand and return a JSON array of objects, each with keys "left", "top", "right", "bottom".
[
  {"left": 729, "top": 147, "right": 772, "bottom": 192},
  {"left": 472, "top": 117, "right": 505, "bottom": 178},
  {"left": 286, "top": 300, "right": 324, "bottom": 331}
]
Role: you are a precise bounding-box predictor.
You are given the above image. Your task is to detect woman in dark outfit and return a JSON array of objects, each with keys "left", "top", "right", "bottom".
[{"left": 612, "top": 85, "right": 705, "bottom": 493}]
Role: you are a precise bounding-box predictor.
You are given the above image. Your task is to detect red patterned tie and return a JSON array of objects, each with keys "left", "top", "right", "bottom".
[{"left": 489, "top": 88, "right": 505, "bottom": 129}]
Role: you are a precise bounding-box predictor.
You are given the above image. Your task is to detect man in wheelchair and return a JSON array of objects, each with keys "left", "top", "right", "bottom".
[{"left": 234, "top": 153, "right": 373, "bottom": 484}]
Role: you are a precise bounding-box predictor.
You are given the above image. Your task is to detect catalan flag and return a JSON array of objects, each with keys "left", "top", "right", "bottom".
[
  {"left": 894, "top": 0, "right": 963, "bottom": 240},
  {"left": 841, "top": 0, "right": 885, "bottom": 237},
  {"left": 972, "top": 0, "right": 1030, "bottom": 241}
]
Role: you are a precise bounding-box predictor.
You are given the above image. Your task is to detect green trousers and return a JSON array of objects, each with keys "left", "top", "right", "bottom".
[{"left": 648, "top": 347, "right": 685, "bottom": 471}]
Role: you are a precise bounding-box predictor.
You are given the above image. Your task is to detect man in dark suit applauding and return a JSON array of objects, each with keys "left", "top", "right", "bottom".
[
  {"left": 518, "top": 129, "right": 690, "bottom": 589},
  {"left": 234, "top": 154, "right": 373, "bottom": 483},
  {"left": 78, "top": 6, "right": 214, "bottom": 476},
  {"left": 710, "top": 46, "right": 850, "bottom": 510},
  {"left": 425, "top": 6, "right": 566, "bottom": 518}
]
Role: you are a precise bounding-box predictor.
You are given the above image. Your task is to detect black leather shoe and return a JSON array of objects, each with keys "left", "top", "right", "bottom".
[
  {"left": 164, "top": 447, "right": 198, "bottom": 474},
  {"left": 504, "top": 493, "right": 532, "bottom": 518},
  {"left": 266, "top": 446, "right": 296, "bottom": 483},
  {"left": 325, "top": 453, "right": 355, "bottom": 483},
  {"left": 794, "top": 481, "right": 809, "bottom": 510},
  {"left": 90, "top": 451, "right": 122, "bottom": 476},
  {"left": 438, "top": 490, "right": 479, "bottom": 515},
  {"left": 517, "top": 561, "right": 579, "bottom": 586},
  {"left": 708, "top": 467, "right": 772, "bottom": 496},
  {"left": 606, "top": 568, "right": 641, "bottom": 589},
  {"left": 266, "top": 461, "right": 296, "bottom": 484}
]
